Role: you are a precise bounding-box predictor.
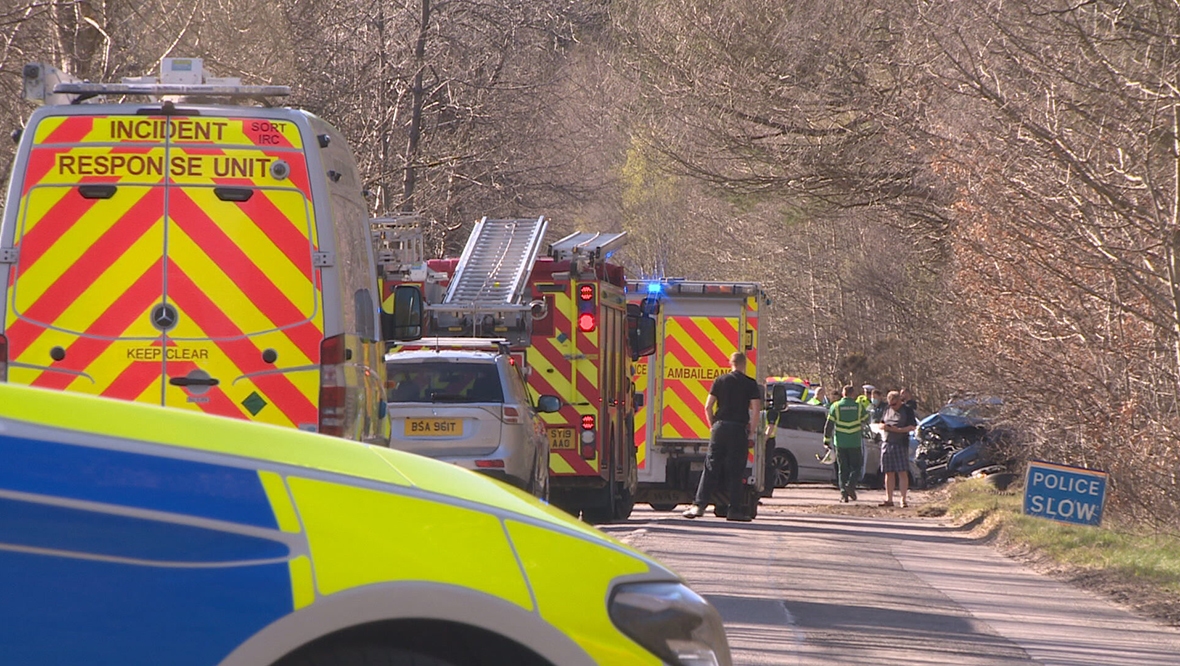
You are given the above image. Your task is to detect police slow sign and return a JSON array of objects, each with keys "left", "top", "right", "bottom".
[{"left": 1023, "top": 461, "right": 1108, "bottom": 527}]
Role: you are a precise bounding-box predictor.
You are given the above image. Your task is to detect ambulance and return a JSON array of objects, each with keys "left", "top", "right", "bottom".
[
  {"left": 628, "top": 279, "right": 768, "bottom": 517},
  {"left": 0, "top": 59, "right": 419, "bottom": 442}
]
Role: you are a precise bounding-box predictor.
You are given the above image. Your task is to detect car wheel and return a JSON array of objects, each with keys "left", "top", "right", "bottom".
[
  {"left": 770, "top": 449, "right": 796, "bottom": 488},
  {"left": 649, "top": 503, "right": 679, "bottom": 512}
]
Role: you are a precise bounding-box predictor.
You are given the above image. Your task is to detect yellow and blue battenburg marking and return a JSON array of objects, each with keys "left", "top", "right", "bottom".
[{"left": 0, "top": 432, "right": 301, "bottom": 666}]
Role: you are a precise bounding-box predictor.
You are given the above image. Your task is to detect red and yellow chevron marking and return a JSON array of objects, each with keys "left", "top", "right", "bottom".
[
  {"left": 660, "top": 315, "right": 740, "bottom": 441},
  {"left": 746, "top": 296, "right": 759, "bottom": 377},
  {"left": 31, "top": 115, "right": 303, "bottom": 148},
  {"left": 5, "top": 114, "right": 321, "bottom": 429},
  {"left": 526, "top": 282, "right": 604, "bottom": 478},
  {"left": 634, "top": 357, "right": 649, "bottom": 469}
]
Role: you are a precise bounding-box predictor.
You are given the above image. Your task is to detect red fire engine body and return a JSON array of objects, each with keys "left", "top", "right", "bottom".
[{"left": 384, "top": 229, "right": 645, "bottom": 523}]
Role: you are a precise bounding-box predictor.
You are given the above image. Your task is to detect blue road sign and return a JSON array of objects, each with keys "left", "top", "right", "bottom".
[{"left": 1023, "top": 461, "right": 1108, "bottom": 526}]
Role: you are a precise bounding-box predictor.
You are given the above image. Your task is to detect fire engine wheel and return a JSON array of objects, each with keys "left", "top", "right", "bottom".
[
  {"left": 649, "top": 503, "right": 679, "bottom": 512},
  {"left": 612, "top": 485, "right": 635, "bottom": 521}
]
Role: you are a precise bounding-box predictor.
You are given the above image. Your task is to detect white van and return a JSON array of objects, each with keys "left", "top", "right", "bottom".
[{"left": 0, "top": 60, "right": 420, "bottom": 442}]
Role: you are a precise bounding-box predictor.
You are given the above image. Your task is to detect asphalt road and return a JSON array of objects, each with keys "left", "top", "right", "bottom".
[{"left": 600, "top": 485, "right": 1180, "bottom": 666}]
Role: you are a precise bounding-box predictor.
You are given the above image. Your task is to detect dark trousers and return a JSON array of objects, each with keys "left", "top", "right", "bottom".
[
  {"left": 694, "top": 421, "right": 749, "bottom": 510},
  {"left": 836, "top": 446, "right": 863, "bottom": 496}
]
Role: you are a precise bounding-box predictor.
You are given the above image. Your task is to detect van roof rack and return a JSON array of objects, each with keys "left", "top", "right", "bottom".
[
  {"left": 54, "top": 82, "right": 291, "bottom": 103},
  {"left": 25, "top": 58, "right": 290, "bottom": 106}
]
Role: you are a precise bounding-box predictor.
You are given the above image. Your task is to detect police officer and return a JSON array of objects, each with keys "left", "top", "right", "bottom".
[{"left": 683, "top": 352, "right": 762, "bottom": 521}]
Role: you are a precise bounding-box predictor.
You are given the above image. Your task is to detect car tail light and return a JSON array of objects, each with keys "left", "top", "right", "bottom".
[
  {"left": 318, "top": 334, "right": 348, "bottom": 437},
  {"left": 502, "top": 405, "right": 523, "bottom": 424},
  {"left": 475, "top": 460, "right": 505, "bottom": 469},
  {"left": 0, "top": 333, "right": 7, "bottom": 381}
]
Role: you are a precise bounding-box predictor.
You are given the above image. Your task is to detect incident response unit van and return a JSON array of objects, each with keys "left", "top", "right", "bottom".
[{"left": 0, "top": 59, "right": 405, "bottom": 443}]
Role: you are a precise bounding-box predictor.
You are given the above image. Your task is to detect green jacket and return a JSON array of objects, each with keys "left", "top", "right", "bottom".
[{"left": 827, "top": 397, "right": 867, "bottom": 448}]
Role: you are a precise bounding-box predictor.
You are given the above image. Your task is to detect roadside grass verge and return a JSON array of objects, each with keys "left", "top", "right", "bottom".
[{"left": 928, "top": 478, "right": 1180, "bottom": 625}]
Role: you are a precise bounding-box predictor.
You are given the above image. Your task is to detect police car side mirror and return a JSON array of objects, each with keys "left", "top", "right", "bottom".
[
  {"left": 536, "top": 395, "right": 561, "bottom": 413},
  {"left": 383, "top": 285, "right": 423, "bottom": 342},
  {"left": 769, "top": 384, "right": 787, "bottom": 412}
]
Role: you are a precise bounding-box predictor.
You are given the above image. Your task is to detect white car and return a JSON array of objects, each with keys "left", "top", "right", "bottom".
[
  {"left": 386, "top": 339, "right": 560, "bottom": 499},
  {"left": 769, "top": 404, "right": 921, "bottom": 488},
  {"left": 768, "top": 403, "right": 831, "bottom": 486}
]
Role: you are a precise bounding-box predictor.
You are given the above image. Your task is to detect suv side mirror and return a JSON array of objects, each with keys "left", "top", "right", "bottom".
[
  {"left": 382, "top": 285, "right": 424, "bottom": 342},
  {"left": 536, "top": 395, "right": 561, "bottom": 413}
]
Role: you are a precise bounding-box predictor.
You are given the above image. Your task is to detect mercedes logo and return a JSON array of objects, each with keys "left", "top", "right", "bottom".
[{"left": 150, "top": 303, "right": 179, "bottom": 331}]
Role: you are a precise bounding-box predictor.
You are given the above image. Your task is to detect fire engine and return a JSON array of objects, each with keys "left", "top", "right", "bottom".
[
  {"left": 377, "top": 219, "right": 655, "bottom": 522},
  {"left": 628, "top": 279, "right": 768, "bottom": 518}
]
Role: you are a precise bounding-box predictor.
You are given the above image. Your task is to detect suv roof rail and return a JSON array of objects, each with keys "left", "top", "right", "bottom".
[{"left": 390, "top": 337, "right": 512, "bottom": 355}]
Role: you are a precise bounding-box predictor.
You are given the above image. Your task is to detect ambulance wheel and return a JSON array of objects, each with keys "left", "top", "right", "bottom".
[
  {"left": 277, "top": 644, "right": 458, "bottom": 666},
  {"left": 581, "top": 505, "right": 613, "bottom": 524},
  {"left": 650, "top": 503, "right": 679, "bottom": 512}
]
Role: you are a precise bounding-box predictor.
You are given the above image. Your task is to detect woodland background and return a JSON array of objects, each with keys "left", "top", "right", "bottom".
[{"left": 2, "top": 0, "right": 1178, "bottom": 527}]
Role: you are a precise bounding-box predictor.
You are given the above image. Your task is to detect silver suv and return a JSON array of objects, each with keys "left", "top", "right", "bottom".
[{"left": 385, "top": 340, "right": 560, "bottom": 499}]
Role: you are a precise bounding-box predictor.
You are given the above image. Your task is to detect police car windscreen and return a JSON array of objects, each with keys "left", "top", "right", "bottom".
[
  {"left": 387, "top": 361, "right": 504, "bottom": 403},
  {"left": 779, "top": 408, "right": 827, "bottom": 433}
]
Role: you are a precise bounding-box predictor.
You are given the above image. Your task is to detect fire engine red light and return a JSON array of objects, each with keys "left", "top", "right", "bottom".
[
  {"left": 578, "top": 285, "right": 595, "bottom": 301},
  {"left": 577, "top": 312, "right": 596, "bottom": 332},
  {"left": 581, "top": 414, "right": 595, "bottom": 429}
]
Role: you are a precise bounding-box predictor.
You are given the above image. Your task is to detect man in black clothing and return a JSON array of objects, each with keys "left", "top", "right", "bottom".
[{"left": 683, "top": 352, "right": 762, "bottom": 521}]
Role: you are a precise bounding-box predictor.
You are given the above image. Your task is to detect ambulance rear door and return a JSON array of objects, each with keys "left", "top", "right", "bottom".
[{"left": 656, "top": 294, "right": 744, "bottom": 445}]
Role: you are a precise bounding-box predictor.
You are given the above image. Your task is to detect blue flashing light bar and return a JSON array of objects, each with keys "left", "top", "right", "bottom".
[{"left": 645, "top": 282, "right": 662, "bottom": 294}]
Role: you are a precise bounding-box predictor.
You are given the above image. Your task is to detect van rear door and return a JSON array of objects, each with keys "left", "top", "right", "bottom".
[
  {"left": 160, "top": 114, "right": 321, "bottom": 429},
  {"left": 6, "top": 114, "right": 169, "bottom": 401},
  {"left": 4, "top": 111, "right": 323, "bottom": 429}
]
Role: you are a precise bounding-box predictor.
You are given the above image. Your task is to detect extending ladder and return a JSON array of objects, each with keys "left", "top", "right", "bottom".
[
  {"left": 548, "top": 231, "right": 628, "bottom": 263},
  {"left": 443, "top": 216, "right": 548, "bottom": 307}
]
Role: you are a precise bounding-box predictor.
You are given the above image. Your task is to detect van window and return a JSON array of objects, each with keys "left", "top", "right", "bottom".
[
  {"left": 778, "top": 408, "right": 827, "bottom": 433},
  {"left": 354, "top": 288, "right": 375, "bottom": 339},
  {"left": 387, "top": 361, "right": 503, "bottom": 403}
]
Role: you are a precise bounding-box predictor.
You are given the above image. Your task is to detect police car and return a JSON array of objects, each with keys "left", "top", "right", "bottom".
[{"left": 0, "top": 383, "right": 731, "bottom": 665}]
